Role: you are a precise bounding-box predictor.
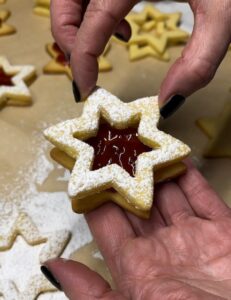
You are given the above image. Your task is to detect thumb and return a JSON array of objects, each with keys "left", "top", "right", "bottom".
[
  {"left": 41, "top": 258, "right": 124, "bottom": 300},
  {"left": 159, "top": 1, "right": 231, "bottom": 118},
  {"left": 71, "top": 0, "right": 136, "bottom": 101}
]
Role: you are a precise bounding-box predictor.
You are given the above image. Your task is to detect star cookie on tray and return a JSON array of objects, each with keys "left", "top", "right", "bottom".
[
  {"left": 0, "top": 10, "right": 16, "bottom": 36},
  {"left": 43, "top": 42, "right": 112, "bottom": 79},
  {"left": 0, "top": 209, "right": 71, "bottom": 298},
  {"left": 33, "top": 0, "right": 50, "bottom": 17},
  {"left": 44, "top": 88, "right": 191, "bottom": 218},
  {"left": 0, "top": 56, "right": 36, "bottom": 109},
  {"left": 117, "top": 5, "right": 188, "bottom": 61},
  {"left": 196, "top": 101, "right": 231, "bottom": 158}
]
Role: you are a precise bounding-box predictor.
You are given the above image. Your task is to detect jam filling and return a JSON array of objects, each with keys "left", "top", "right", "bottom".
[
  {"left": 0, "top": 68, "right": 14, "bottom": 86},
  {"left": 52, "top": 43, "right": 69, "bottom": 65},
  {"left": 86, "top": 123, "right": 152, "bottom": 177}
]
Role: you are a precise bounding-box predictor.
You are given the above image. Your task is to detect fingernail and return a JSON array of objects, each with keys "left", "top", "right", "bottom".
[
  {"left": 114, "top": 33, "right": 129, "bottom": 42},
  {"left": 65, "top": 53, "right": 71, "bottom": 62},
  {"left": 72, "top": 81, "right": 81, "bottom": 102},
  {"left": 160, "top": 95, "right": 185, "bottom": 118},
  {"left": 41, "top": 265, "right": 62, "bottom": 291}
]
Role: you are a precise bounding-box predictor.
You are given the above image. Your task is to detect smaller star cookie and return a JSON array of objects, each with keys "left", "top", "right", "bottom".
[
  {"left": 33, "top": 0, "right": 50, "bottom": 17},
  {"left": 0, "top": 10, "right": 16, "bottom": 36},
  {"left": 115, "top": 5, "right": 188, "bottom": 62},
  {"left": 196, "top": 101, "right": 231, "bottom": 158},
  {"left": 0, "top": 209, "right": 71, "bottom": 298},
  {"left": 44, "top": 88, "right": 190, "bottom": 218},
  {"left": 43, "top": 42, "right": 112, "bottom": 79},
  {"left": 0, "top": 56, "right": 36, "bottom": 109}
]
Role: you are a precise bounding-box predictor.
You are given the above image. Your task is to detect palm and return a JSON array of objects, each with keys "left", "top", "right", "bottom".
[
  {"left": 117, "top": 216, "right": 231, "bottom": 299},
  {"left": 45, "top": 163, "right": 231, "bottom": 299}
]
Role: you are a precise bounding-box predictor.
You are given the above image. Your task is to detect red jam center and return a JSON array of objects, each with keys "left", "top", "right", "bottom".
[
  {"left": 52, "top": 43, "right": 68, "bottom": 65},
  {"left": 0, "top": 68, "right": 14, "bottom": 86},
  {"left": 86, "top": 123, "right": 152, "bottom": 177}
]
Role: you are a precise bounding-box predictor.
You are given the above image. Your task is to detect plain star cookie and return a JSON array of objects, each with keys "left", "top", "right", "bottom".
[
  {"left": 0, "top": 56, "right": 36, "bottom": 109},
  {"left": 33, "top": 0, "right": 50, "bottom": 17},
  {"left": 44, "top": 88, "right": 191, "bottom": 218},
  {"left": 196, "top": 100, "right": 231, "bottom": 159},
  {"left": 115, "top": 5, "right": 188, "bottom": 61},
  {"left": 43, "top": 42, "right": 112, "bottom": 79},
  {"left": 0, "top": 208, "right": 71, "bottom": 298},
  {"left": 0, "top": 10, "right": 16, "bottom": 36}
]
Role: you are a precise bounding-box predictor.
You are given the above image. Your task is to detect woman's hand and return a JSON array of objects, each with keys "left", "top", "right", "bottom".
[
  {"left": 42, "top": 162, "right": 231, "bottom": 299},
  {"left": 50, "top": 0, "right": 231, "bottom": 115}
]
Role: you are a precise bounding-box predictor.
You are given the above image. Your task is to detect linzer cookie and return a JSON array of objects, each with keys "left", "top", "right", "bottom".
[
  {"left": 115, "top": 5, "right": 188, "bottom": 61},
  {"left": 45, "top": 88, "right": 190, "bottom": 218},
  {"left": 0, "top": 10, "right": 16, "bottom": 36},
  {"left": 0, "top": 207, "right": 71, "bottom": 298},
  {"left": 33, "top": 0, "right": 50, "bottom": 17},
  {"left": 0, "top": 57, "right": 36, "bottom": 109},
  {"left": 43, "top": 42, "right": 112, "bottom": 79}
]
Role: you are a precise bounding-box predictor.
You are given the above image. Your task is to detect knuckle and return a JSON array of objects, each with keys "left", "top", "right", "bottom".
[
  {"left": 86, "top": 1, "right": 120, "bottom": 24},
  {"left": 180, "top": 55, "right": 216, "bottom": 88}
]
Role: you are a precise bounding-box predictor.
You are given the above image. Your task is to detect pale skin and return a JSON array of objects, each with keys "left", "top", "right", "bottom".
[
  {"left": 44, "top": 162, "right": 231, "bottom": 299},
  {"left": 46, "top": 0, "right": 231, "bottom": 298},
  {"left": 50, "top": 0, "right": 231, "bottom": 102}
]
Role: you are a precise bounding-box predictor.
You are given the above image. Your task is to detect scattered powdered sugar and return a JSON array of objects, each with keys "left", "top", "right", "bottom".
[{"left": 0, "top": 119, "right": 92, "bottom": 299}]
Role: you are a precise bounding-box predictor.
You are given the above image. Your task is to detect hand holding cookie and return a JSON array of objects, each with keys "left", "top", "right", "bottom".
[
  {"left": 41, "top": 162, "right": 231, "bottom": 299},
  {"left": 50, "top": 0, "right": 231, "bottom": 114}
]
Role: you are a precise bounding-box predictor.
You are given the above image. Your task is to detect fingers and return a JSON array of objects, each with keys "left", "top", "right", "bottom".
[
  {"left": 126, "top": 205, "right": 166, "bottom": 237},
  {"left": 159, "top": 0, "right": 231, "bottom": 117},
  {"left": 41, "top": 258, "right": 124, "bottom": 299},
  {"left": 155, "top": 182, "right": 195, "bottom": 225},
  {"left": 70, "top": 0, "right": 136, "bottom": 99},
  {"left": 177, "top": 161, "right": 231, "bottom": 219},
  {"left": 85, "top": 203, "right": 135, "bottom": 278},
  {"left": 50, "top": 0, "right": 82, "bottom": 55},
  {"left": 114, "top": 19, "right": 132, "bottom": 42}
]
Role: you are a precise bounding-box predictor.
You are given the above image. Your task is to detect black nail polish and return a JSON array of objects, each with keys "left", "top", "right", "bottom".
[
  {"left": 72, "top": 81, "right": 81, "bottom": 102},
  {"left": 160, "top": 95, "right": 185, "bottom": 118},
  {"left": 65, "top": 53, "right": 71, "bottom": 63},
  {"left": 41, "top": 266, "right": 62, "bottom": 291},
  {"left": 114, "top": 33, "right": 128, "bottom": 42}
]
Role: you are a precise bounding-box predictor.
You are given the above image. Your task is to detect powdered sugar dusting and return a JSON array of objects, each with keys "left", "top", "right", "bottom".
[{"left": 45, "top": 88, "right": 191, "bottom": 212}]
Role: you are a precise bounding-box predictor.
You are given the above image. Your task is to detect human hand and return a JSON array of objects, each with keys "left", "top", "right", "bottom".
[
  {"left": 50, "top": 0, "right": 231, "bottom": 114},
  {"left": 41, "top": 162, "right": 231, "bottom": 299}
]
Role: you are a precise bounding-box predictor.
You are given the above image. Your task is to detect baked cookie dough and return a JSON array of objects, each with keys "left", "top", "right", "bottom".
[
  {"left": 43, "top": 42, "right": 112, "bottom": 79},
  {"left": 0, "top": 56, "right": 36, "bottom": 109},
  {"left": 0, "top": 10, "right": 15, "bottom": 36},
  {"left": 196, "top": 100, "right": 231, "bottom": 158},
  {"left": 114, "top": 5, "right": 188, "bottom": 61},
  {"left": 44, "top": 88, "right": 191, "bottom": 218}
]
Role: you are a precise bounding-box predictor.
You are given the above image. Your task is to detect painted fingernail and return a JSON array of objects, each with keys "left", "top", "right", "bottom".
[
  {"left": 41, "top": 266, "right": 62, "bottom": 291},
  {"left": 160, "top": 95, "right": 185, "bottom": 118},
  {"left": 65, "top": 53, "right": 71, "bottom": 63},
  {"left": 72, "top": 81, "right": 81, "bottom": 102},
  {"left": 114, "top": 33, "right": 129, "bottom": 42}
]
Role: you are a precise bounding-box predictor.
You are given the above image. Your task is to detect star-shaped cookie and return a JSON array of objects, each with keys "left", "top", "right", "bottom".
[
  {"left": 43, "top": 42, "right": 112, "bottom": 79},
  {"left": 33, "top": 0, "right": 50, "bottom": 17},
  {"left": 196, "top": 101, "right": 231, "bottom": 158},
  {"left": 120, "top": 5, "right": 188, "bottom": 61},
  {"left": 0, "top": 10, "right": 16, "bottom": 36},
  {"left": 44, "top": 88, "right": 190, "bottom": 218},
  {"left": 0, "top": 209, "right": 71, "bottom": 298},
  {"left": 0, "top": 56, "right": 36, "bottom": 109}
]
